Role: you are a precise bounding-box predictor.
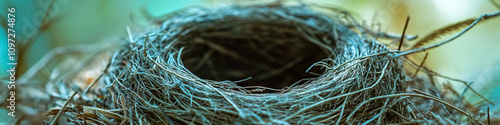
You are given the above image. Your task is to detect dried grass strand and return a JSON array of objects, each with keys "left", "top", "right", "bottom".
[{"left": 395, "top": 11, "right": 500, "bottom": 57}]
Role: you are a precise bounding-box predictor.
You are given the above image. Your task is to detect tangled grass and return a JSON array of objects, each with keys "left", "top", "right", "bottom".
[{"left": 42, "top": 2, "right": 499, "bottom": 125}]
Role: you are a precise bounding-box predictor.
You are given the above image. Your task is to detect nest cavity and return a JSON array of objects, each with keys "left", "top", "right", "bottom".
[{"left": 100, "top": 4, "right": 407, "bottom": 124}]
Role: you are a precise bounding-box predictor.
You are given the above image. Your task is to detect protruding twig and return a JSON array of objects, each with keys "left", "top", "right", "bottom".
[
  {"left": 393, "top": 11, "right": 500, "bottom": 57},
  {"left": 398, "top": 16, "right": 410, "bottom": 50},
  {"left": 83, "top": 63, "right": 110, "bottom": 94},
  {"left": 51, "top": 91, "right": 78, "bottom": 125},
  {"left": 458, "top": 81, "right": 474, "bottom": 108},
  {"left": 488, "top": 107, "right": 491, "bottom": 125},
  {"left": 126, "top": 26, "right": 135, "bottom": 44},
  {"left": 412, "top": 53, "right": 429, "bottom": 78}
]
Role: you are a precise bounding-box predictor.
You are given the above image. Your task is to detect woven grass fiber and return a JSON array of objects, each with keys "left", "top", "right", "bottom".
[{"left": 46, "top": 2, "right": 488, "bottom": 125}]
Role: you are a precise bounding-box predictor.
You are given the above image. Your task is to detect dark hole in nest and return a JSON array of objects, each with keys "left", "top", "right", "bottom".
[{"left": 180, "top": 21, "right": 331, "bottom": 90}]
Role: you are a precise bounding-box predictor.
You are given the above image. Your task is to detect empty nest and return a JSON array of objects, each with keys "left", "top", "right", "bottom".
[{"left": 45, "top": 2, "right": 491, "bottom": 125}]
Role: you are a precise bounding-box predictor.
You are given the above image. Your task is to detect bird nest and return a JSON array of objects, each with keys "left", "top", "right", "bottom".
[{"left": 44, "top": 3, "right": 490, "bottom": 125}]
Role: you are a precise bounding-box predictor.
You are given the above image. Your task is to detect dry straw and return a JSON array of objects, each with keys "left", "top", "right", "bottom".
[{"left": 43, "top": 2, "right": 500, "bottom": 125}]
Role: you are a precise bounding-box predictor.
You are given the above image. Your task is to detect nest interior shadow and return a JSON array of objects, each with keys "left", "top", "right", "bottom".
[{"left": 180, "top": 21, "right": 330, "bottom": 90}]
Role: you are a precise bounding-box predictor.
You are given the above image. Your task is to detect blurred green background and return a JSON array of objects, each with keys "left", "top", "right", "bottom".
[{"left": 1, "top": 0, "right": 500, "bottom": 123}]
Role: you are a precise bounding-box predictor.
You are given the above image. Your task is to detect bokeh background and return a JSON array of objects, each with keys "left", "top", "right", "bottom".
[{"left": 1, "top": 0, "right": 500, "bottom": 123}]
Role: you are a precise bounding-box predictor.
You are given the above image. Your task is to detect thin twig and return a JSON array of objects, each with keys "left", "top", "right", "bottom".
[
  {"left": 83, "top": 63, "right": 110, "bottom": 94},
  {"left": 412, "top": 53, "right": 429, "bottom": 78},
  {"left": 488, "top": 107, "right": 491, "bottom": 125},
  {"left": 398, "top": 16, "right": 410, "bottom": 50},
  {"left": 458, "top": 81, "right": 474, "bottom": 108},
  {"left": 393, "top": 11, "right": 500, "bottom": 57},
  {"left": 51, "top": 91, "right": 78, "bottom": 125}
]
